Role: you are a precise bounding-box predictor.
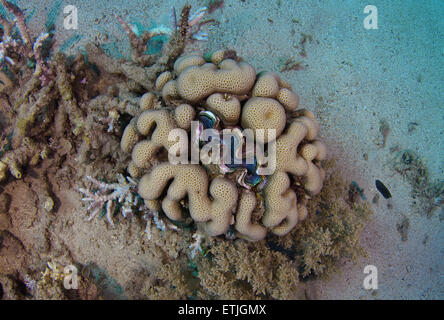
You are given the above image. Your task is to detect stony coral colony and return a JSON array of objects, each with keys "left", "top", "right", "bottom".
[{"left": 121, "top": 50, "right": 328, "bottom": 241}]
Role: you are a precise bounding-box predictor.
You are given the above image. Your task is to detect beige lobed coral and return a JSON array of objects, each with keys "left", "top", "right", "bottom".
[{"left": 120, "top": 50, "right": 327, "bottom": 241}]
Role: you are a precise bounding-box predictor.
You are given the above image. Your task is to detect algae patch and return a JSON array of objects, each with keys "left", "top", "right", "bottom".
[{"left": 390, "top": 148, "right": 444, "bottom": 216}]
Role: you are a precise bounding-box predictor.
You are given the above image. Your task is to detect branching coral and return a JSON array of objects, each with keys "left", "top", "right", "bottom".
[
  {"left": 0, "top": 3, "right": 196, "bottom": 184},
  {"left": 143, "top": 210, "right": 179, "bottom": 241},
  {"left": 0, "top": 0, "right": 53, "bottom": 82},
  {"left": 86, "top": 5, "right": 202, "bottom": 92},
  {"left": 0, "top": 1, "right": 78, "bottom": 182},
  {"left": 115, "top": 6, "right": 209, "bottom": 65},
  {"left": 79, "top": 174, "right": 140, "bottom": 225},
  {"left": 171, "top": 6, "right": 210, "bottom": 41},
  {"left": 0, "top": 137, "right": 48, "bottom": 180}
]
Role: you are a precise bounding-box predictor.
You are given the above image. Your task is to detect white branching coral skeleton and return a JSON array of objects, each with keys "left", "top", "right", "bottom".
[
  {"left": 0, "top": 0, "right": 53, "bottom": 83},
  {"left": 140, "top": 6, "right": 210, "bottom": 40},
  {"left": 115, "top": 5, "right": 209, "bottom": 62},
  {"left": 79, "top": 174, "right": 140, "bottom": 225},
  {"left": 189, "top": 232, "right": 204, "bottom": 259},
  {"left": 171, "top": 6, "right": 209, "bottom": 41},
  {"left": 79, "top": 174, "right": 181, "bottom": 238},
  {"left": 143, "top": 211, "right": 179, "bottom": 240}
]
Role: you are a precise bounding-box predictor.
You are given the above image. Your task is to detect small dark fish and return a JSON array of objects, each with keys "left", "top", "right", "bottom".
[{"left": 375, "top": 179, "right": 392, "bottom": 199}]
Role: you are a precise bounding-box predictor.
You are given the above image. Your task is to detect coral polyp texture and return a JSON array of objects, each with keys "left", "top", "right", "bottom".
[{"left": 121, "top": 50, "right": 327, "bottom": 240}]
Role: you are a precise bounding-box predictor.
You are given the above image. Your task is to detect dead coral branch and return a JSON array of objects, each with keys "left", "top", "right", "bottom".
[
  {"left": 87, "top": 5, "right": 192, "bottom": 92},
  {"left": 0, "top": 0, "right": 31, "bottom": 49},
  {"left": 79, "top": 174, "right": 139, "bottom": 225}
]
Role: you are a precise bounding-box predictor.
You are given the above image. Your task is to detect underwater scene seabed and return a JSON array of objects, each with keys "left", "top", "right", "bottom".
[{"left": 0, "top": 0, "right": 442, "bottom": 300}]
